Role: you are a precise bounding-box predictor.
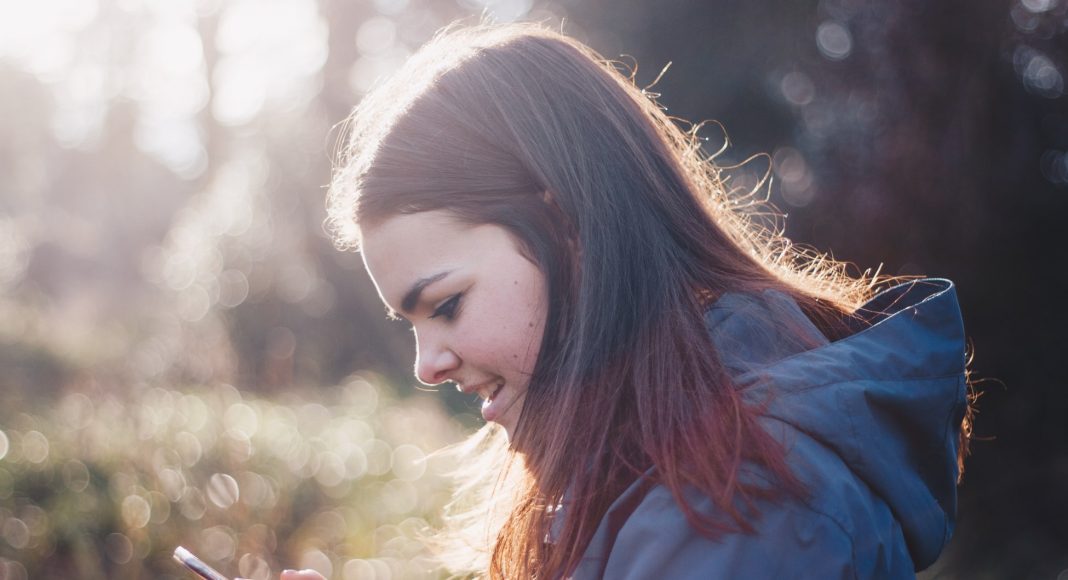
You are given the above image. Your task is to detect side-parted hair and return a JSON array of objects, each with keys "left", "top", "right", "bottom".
[{"left": 328, "top": 22, "right": 893, "bottom": 579}]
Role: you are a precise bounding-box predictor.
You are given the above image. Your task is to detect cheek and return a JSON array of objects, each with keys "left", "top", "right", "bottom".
[
  {"left": 502, "top": 283, "right": 546, "bottom": 375},
  {"left": 465, "top": 280, "right": 545, "bottom": 375}
]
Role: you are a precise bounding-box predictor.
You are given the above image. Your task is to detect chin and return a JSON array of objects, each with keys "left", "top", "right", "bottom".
[{"left": 489, "top": 412, "right": 518, "bottom": 443}]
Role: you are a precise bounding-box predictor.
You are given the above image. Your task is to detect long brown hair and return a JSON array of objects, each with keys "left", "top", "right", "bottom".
[{"left": 328, "top": 22, "right": 881, "bottom": 578}]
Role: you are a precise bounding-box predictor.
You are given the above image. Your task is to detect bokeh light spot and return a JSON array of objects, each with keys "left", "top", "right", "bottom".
[
  {"left": 390, "top": 444, "right": 426, "bottom": 482},
  {"left": 364, "top": 439, "right": 393, "bottom": 476},
  {"left": 179, "top": 488, "right": 207, "bottom": 521},
  {"left": 207, "top": 473, "right": 240, "bottom": 508},
  {"left": 1021, "top": 49, "right": 1064, "bottom": 98},
  {"left": 238, "top": 553, "right": 271, "bottom": 580},
  {"left": 369, "top": 558, "right": 394, "bottom": 579},
  {"left": 1013, "top": 46, "right": 1058, "bottom": 97},
  {"left": 315, "top": 452, "right": 346, "bottom": 487},
  {"left": 218, "top": 269, "right": 250, "bottom": 308},
  {"left": 816, "top": 21, "right": 852, "bottom": 61},
  {"left": 1022, "top": 0, "right": 1056, "bottom": 12},
  {"left": 345, "top": 379, "right": 380, "bottom": 418},
  {"left": 21, "top": 431, "right": 49, "bottom": 464},
  {"left": 0, "top": 559, "right": 28, "bottom": 580},
  {"left": 224, "top": 403, "right": 259, "bottom": 437},
  {"left": 780, "top": 71, "right": 815, "bottom": 106},
  {"left": 238, "top": 471, "right": 269, "bottom": 507},
  {"left": 178, "top": 285, "right": 212, "bottom": 321},
  {"left": 200, "top": 526, "right": 236, "bottom": 562},
  {"left": 348, "top": 52, "right": 408, "bottom": 95},
  {"left": 158, "top": 468, "right": 188, "bottom": 502},
  {"left": 122, "top": 494, "right": 152, "bottom": 529},
  {"left": 356, "top": 17, "right": 396, "bottom": 56},
  {"left": 346, "top": 446, "right": 369, "bottom": 480},
  {"left": 1040, "top": 149, "right": 1068, "bottom": 185},
  {"left": 299, "top": 549, "right": 333, "bottom": 579},
  {"left": 175, "top": 431, "right": 203, "bottom": 467},
  {"left": 58, "top": 393, "right": 95, "bottom": 430},
  {"left": 773, "top": 147, "right": 815, "bottom": 207},
  {"left": 2, "top": 518, "right": 29, "bottom": 549},
  {"left": 211, "top": 56, "right": 267, "bottom": 126}
]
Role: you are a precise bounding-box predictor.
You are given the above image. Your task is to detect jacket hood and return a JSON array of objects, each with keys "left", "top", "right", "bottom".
[{"left": 705, "top": 278, "right": 968, "bottom": 570}]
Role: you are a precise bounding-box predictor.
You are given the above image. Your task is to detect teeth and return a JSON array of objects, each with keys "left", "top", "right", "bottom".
[
  {"left": 480, "top": 383, "right": 503, "bottom": 401},
  {"left": 470, "top": 382, "right": 504, "bottom": 401}
]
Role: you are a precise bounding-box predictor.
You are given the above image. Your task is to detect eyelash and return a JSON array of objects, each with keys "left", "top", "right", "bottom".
[{"left": 430, "top": 293, "right": 463, "bottom": 321}]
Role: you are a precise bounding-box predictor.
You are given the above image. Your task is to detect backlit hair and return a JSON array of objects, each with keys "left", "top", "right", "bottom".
[{"left": 328, "top": 21, "right": 888, "bottom": 578}]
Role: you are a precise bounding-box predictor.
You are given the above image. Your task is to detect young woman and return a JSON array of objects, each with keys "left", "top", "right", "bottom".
[{"left": 283, "top": 22, "right": 972, "bottom": 579}]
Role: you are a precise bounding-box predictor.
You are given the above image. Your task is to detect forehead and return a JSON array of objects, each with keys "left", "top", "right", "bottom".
[
  {"left": 359, "top": 210, "right": 519, "bottom": 305},
  {"left": 361, "top": 210, "right": 462, "bottom": 281}
]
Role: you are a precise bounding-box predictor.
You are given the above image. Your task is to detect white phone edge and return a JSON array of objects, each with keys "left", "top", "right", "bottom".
[{"left": 173, "top": 546, "right": 231, "bottom": 580}]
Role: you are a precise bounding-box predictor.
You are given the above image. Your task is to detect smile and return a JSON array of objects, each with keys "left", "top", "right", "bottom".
[{"left": 480, "top": 382, "right": 510, "bottom": 422}]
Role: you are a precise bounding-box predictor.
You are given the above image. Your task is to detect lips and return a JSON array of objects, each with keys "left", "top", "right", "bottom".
[
  {"left": 480, "top": 382, "right": 510, "bottom": 422},
  {"left": 458, "top": 379, "right": 512, "bottom": 423},
  {"left": 459, "top": 379, "right": 499, "bottom": 399}
]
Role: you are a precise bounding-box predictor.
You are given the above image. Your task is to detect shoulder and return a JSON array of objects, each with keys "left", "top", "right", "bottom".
[
  {"left": 572, "top": 428, "right": 917, "bottom": 579},
  {"left": 596, "top": 480, "right": 857, "bottom": 579},
  {"left": 569, "top": 279, "right": 965, "bottom": 578},
  {"left": 703, "top": 288, "right": 831, "bottom": 376}
]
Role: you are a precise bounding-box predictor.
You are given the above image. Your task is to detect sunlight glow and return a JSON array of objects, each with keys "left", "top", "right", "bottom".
[
  {"left": 212, "top": 0, "right": 328, "bottom": 125},
  {"left": 0, "top": 0, "right": 96, "bottom": 72}
]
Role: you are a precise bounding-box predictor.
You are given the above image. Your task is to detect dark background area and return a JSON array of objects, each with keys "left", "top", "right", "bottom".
[
  {"left": 572, "top": 1, "right": 1068, "bottom": 575},
  {"left": 0, "top": 0, "right": 1064, "bottom": 577}
]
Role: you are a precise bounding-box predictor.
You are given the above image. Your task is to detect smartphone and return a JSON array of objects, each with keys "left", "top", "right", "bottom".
[{"left": 173, "top": 546, "right": 231, "bottom": 580}]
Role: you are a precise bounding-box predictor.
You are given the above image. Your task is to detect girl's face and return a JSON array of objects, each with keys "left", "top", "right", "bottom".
[{"left": 360, "top": 210, "right": 547, "bottom": 439}]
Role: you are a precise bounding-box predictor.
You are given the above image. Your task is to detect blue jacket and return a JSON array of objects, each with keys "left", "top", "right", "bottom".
[{"left": 569, "top": 279, "right": 968, "bottom": 579}]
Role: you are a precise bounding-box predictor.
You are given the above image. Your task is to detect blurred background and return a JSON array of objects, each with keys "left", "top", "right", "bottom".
[{"left": 0, "top": 0, "right": 1064, "bottom": 578}]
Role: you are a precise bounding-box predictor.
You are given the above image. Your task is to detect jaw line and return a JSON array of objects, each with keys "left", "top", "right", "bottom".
[{"left": 488, "top": 386, "right": 524, "bottom": 426}]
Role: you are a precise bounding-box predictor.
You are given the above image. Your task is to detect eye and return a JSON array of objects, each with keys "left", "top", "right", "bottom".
[{"left": 429, "top": 293, "right": 463, "bottom": 321}]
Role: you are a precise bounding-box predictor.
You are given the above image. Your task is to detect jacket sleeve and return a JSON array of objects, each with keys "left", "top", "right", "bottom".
[{"left": 595, "top": 485, "right": 858, "bottom": 580}]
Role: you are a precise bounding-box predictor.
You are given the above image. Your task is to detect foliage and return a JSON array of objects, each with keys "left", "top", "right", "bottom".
[{"left": 0, "top": 377, "right": 466, "bottom": 579}]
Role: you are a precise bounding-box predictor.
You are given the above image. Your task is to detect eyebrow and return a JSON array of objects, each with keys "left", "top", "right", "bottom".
[{"left": 393, "top": 270, "right": 452, "bottom": 318}]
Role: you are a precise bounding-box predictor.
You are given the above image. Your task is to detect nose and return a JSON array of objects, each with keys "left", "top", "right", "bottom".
[{"left": 414, "top": 328, "right": 461, "bottom": 386}]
